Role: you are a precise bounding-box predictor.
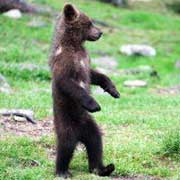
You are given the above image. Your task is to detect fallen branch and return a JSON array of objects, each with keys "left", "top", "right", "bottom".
[{"left": 0, "top": 109, "right": 36, "bottom": 124}]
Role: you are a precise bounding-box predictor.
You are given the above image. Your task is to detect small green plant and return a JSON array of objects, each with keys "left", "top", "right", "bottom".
[{"left": 161, "top": 129, "right": 180, "bottom": 157}]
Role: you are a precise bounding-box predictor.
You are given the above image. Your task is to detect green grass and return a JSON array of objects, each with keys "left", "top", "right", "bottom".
[
  {"left": 160, "top": 129, "right": 180, "bottom": 157},
  {"left": 0, "top": 0, "right": 180, "bottom": 179}
]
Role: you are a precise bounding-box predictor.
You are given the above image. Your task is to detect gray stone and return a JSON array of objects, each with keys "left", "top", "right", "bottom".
[
  {"left": 95, "top": 67, "right": 109, "bottom": 75},
  {"left": 120, "top": 44, "right": 156, "bottom": 56},
  {"left": 99, "top": 0, "right": 127, "bottom": 6},
  {"left": 93, "top": 87, "right": 105, "bottom": 95},
  {"left": 92, "top": 56, "right": 118, "bottom": 70},
  {"left": 175, "top": 60, "right": 180, "bottom": 68},
  {"left": 92, "top": 56, "right": 119, "bottom": 76},
  {"left": 137, "top": 65, "right": 152, "bottom": 71},
  {"left": 130, "top": 0, "right": 152, "bottom": 2},
  {"left": 0, "top": 74, "right": 11, "bottom": 93},
  {"left": 122, "top": 65, "right": 153, "bottom": 75},
  {"left": 124, "top": 80, "right": 147, "bottom": 87},
  {"left": 27, "top": 19, "right": 47, "bottom": 28},
  {"left": 96, "top": 67, "right": 119, "bottom": 76},
  {"left": 13, "top": 116, "right": 27, "bottom": 122},
  {"left": 3, "top": 9, "right": 22, "bottom": 19},
  {"left": 111, "top": 0, "right": 127, "bottom": 6},
  {"left": 19, "top": 63, "right": 49, "bottom": 71},
  {"left": 157, "top": 86, "right": 180, "bottom": 95}
]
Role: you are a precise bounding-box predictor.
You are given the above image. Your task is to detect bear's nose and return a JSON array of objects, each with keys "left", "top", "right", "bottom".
[{"left": 99, "top": 32, "right": 103, "bottom": 37}]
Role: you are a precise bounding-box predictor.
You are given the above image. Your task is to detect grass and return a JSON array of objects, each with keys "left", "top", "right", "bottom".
[
  {"left": 0, "top": 0, "right": 180, "bottom": 179},
  {"left": 160, "top": 129, "right": 180, "bottom": 157}
]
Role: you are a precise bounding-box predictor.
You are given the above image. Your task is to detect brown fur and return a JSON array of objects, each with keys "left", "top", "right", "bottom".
[{"left": 49, "top": 4, "right": 120, "bottom": 178}]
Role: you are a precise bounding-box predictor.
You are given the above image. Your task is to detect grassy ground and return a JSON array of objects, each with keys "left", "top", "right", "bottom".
[{"left": 0, "top": 0, "right": 180, "bottom": 179}]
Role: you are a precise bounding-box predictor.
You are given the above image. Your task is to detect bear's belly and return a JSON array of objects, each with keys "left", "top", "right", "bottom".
[{"left": 74, "top": 63, "right": 90, "bottom": 93}]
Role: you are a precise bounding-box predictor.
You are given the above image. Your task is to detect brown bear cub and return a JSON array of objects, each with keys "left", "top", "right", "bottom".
[{"left": 49, "top": 4, "right": 120, "bottom": 178}]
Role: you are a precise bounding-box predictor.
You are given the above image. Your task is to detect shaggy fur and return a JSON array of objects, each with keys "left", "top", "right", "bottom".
[{"left": 49, "top": 4, "right": 120, "bottom": 178}]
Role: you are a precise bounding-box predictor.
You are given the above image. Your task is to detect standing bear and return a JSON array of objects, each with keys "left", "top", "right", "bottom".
[{"left": 49, "top": 4, "right": 120, "bottom": 178}]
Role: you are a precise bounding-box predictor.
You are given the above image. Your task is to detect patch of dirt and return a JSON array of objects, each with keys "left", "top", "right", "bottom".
[
  {"left": 0, "top": 116, "right": 54, "bottom": 139},
  {"left": 156, "top": 85, "right": 180, "bottom": 95},
  {"left": 112, "top": 175, "right": 161, "bottom": 180}
]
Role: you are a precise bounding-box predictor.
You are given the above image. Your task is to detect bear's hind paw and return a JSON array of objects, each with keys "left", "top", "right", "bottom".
[
  {"left": 98, "top": 164, "right": 115, "bottom": 176},
  {"left": 56, "top": 171, "right": 72, "bottom": 179}
]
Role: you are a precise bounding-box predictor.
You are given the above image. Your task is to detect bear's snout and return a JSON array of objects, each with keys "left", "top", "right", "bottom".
[
  {"left": 98, "top": 31, "right": 103, "bottom": 38},
  {"left": 87, "top": 27, "right": 103, "bottom": 41}
]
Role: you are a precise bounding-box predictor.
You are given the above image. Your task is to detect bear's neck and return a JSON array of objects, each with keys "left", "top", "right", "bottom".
[
  {"left": 60, "top": 39, "right": 84, "bottom": 50},
  {"left": 60, "top": 30, "right": 84, "bottom": 50}
]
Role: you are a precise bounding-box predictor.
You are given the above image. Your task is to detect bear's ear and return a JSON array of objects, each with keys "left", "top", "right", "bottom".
[{"left": 63, "top": 4, "right": 79, "bottom": 22}]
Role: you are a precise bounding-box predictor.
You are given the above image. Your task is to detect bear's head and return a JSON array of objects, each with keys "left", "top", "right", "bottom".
[{"left": 62, "top": 4, "right": 103, "bottom": 43}]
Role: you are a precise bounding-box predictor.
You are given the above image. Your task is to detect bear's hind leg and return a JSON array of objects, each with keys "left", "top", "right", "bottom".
[
  {"left": 56, "top": 131, "right": 77, "bottom": 178},
  {"left": 82, "top": 120, "right": 103, "bottom": 172},
  {"left": 80, "top": 115, "right": 115, "bottom": 176}
]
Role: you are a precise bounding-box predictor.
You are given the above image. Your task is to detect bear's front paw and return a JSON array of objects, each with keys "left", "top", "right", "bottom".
[
  {"left": 82, "top": 97, "right": 101, "bottom": 113},
  {"left": 106, "top": 87, "right": 120, "bottom": 99}
]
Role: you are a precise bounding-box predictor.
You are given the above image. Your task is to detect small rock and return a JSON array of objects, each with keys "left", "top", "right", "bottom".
[
  {"left": 92, "top": 56, "right": 118, "bottom": 70},
  {"left": 111, "top": 0, "right": 128, "bottom": 6},
  {"left": 95, "top": 67, "right": 109, "bottom": 75},
  {"left": 0, "top": 74, "right": 11, "bottom": 93},
  {"left": 91, "top": 50, "right": 110, "bottom": 56},
  {"left": 120, "top": 44, "right": 156, "bottom": 56},
  {"left": 137, "top": 65, "right": 152, "bottom": 71},
  {"left": 123, "top": 65, "right": 153, "bottom": 75},
  {"left": 93, "top": 87, "right": 105, "bottom": 95},
  {"left": 130, "top": 0, "right": 152, "bottom": 2},
  {"left": 92, "top": 56, "right": 119, "bottom": 76},
  {"left": 99, "top": 0, "right": 127, "bottom": 6},
  {"left": 3, "top": 9, "right": 22, "bottom": 19},
  {"left": 124, "top": 80, "right": 147, "bottom": 87},
  {"left": 32, "top": 88, "right": 51, "bottom": 93},
  {"left": 96, "top": 67, "right": 119, "bottom": 76},
  {"left": 13, "top": 116, "right": 27, "bottom": 122},
  {"left": 175, "top": 60, "right": 180, "bottom": 68},
  {"left": 27, "top": 19, "right": 47, "bottom": 28},
  {"left": 157, "top": 85, "right": 180, "bottom": 95},
  {"left": 19, "top": 63, "right": 49, "bottom": 71}
]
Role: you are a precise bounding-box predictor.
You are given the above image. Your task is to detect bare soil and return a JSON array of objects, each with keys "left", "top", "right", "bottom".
[{"left": 0, "top": 116, "right": 54, "bottom": 138}]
